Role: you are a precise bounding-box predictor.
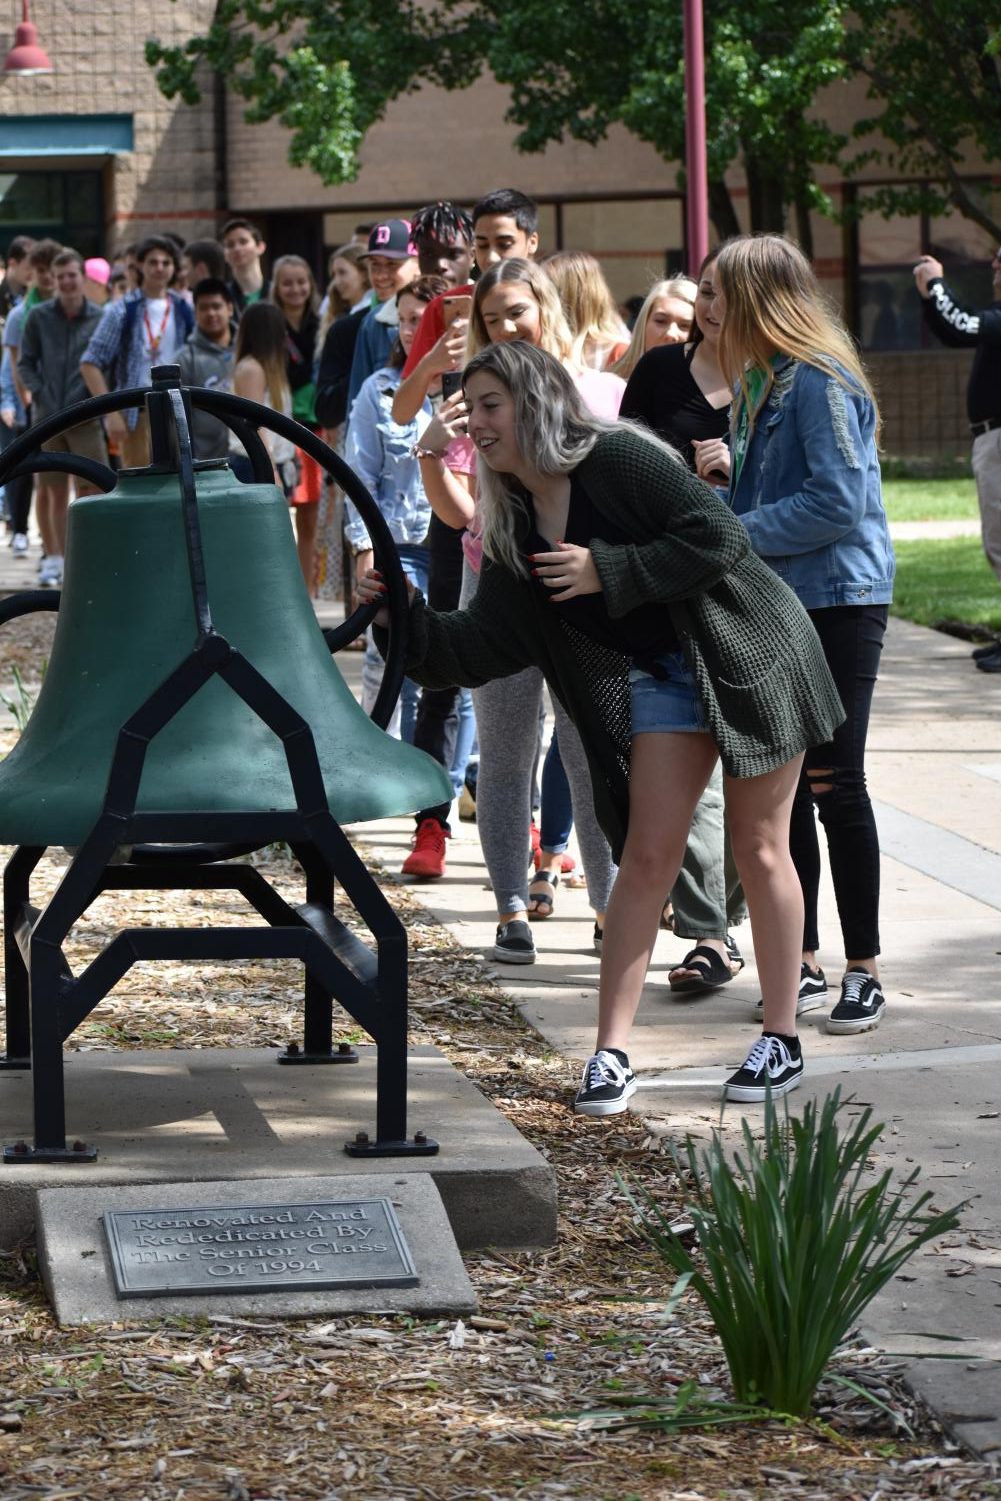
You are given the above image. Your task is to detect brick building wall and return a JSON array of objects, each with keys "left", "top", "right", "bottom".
[{"left": 0, "top": 0, "right": 219, "bottom": 251}]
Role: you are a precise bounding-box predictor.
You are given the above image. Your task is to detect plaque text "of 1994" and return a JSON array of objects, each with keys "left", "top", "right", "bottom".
[{"left": 102, "top": 1199, "right": 418, "bottom": 1298}]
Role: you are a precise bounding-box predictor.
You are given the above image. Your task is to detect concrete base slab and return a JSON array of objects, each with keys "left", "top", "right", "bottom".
[
  {"left": 0, "top": 1046, "right": 556, "bottom": 1252},
  {"left": 36, "top": 1174, "right": 477, "bottom": 1326}
]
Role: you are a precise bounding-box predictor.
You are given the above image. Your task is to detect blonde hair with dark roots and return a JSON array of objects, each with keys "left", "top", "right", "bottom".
[
  {"left": 612, "top": 275, "right": 697, "bottom": 379},
  {"left": 466, "top": 258, "right": 574, "bottom": 364},
  {"left": 714, "top": 234, "right": 879, "bottom": 438},
  {"left": 463, "top": 341, "right": 680, "bottom": 579}
]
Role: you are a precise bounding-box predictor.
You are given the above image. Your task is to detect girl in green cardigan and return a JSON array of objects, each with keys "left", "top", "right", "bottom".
[{"left": 361, "top": 340, "right": 843, "bottom": 1115}]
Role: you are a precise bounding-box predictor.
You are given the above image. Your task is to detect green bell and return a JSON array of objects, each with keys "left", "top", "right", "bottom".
[{"left": 0, "top": 464, "right": 451, "bottom": 847}]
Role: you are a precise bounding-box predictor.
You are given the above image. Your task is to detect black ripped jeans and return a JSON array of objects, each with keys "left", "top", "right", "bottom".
[{"left": 789, "top": 603, "right": 888, "bottom": 959}]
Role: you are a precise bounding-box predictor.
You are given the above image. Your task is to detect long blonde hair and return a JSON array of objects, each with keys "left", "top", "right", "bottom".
[
  {"left": 267, "top": 254, "right": 320, "bottom": 322},
  {"left": 466, "top": 258, "right": 573, "bottom": 363},
  {"left": 542, "top": 250, "right": 628, "bottom": 370},
  {"left": 317, "top": 242, "right": 370, "bottom": 351},
  {"left": 715, "top": 234, "right": 879, "bottom": 437},
  {"left": 612, "top": 275, "right": 697, "bottom": 379},
  {"left": 464, "top": 342, "right": 615, "bottom": 579}
]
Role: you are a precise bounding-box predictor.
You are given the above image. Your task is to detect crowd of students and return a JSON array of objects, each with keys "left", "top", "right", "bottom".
[{"left": 0, "top": 192, "right": 893, "bottom": 1117}]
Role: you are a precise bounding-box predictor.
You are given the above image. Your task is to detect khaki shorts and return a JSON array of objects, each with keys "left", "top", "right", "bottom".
[{"left": 41, "top": 418, "right": 109, "bottom": 467}]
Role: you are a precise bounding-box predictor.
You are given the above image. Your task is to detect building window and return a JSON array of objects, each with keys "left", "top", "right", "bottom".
[
  {"left": 0, "top": 170, "right": 103, "bottom": 258},
  {"left": 849, "top": 182, "right": 998, "bottom": 351}
]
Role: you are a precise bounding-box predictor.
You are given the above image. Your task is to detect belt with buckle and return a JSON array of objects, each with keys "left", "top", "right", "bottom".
[{"left": 971, "top": 418, "right": 1001, "bottom": 437}]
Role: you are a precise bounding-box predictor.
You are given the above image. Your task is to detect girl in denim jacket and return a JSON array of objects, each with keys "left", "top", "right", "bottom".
[{"left": 711, "top": 234, "right": 894, "bottom": 1038}]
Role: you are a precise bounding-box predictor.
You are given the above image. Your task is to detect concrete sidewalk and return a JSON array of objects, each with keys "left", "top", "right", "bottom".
[
  {"left": 3, "top": 516, "right": 1000, "bottom": 1456},
  {"left": 346, "top": 615, "right": 1001, "bottom": 1463}
]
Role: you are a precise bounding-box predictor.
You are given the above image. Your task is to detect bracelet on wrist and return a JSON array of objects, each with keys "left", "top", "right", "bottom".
[{"left": 410, "top": 440, "right": 446, "bottom": 460}]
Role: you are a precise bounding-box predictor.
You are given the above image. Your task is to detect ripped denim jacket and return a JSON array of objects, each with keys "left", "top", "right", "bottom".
[{"left": 727, "top": 356, "right": 894, "bottom": 610}]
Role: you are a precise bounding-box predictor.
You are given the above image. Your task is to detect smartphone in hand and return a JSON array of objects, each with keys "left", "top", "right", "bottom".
[
  {"left": 442, "top": 294, "right": 472, "bottom": 328},
  {"left": 440, "top": 370, "right": 463, "bottom": 400}
]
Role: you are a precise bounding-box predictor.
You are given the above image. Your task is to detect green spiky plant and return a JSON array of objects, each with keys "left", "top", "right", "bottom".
[
  {"left": 0, "top": 664, "right": 35, "bottom": 733},
  {"left": 624, "top": 1088, "right": 962, "bottom": 1418}
]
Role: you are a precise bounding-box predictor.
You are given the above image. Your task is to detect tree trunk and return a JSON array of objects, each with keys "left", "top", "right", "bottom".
[
  {"left": 794, "top": 193, "right": 814, "bottom": 260},
  {"left": 708, "top": 178, "right": 741, "bottom": 245},
  {"left": 745, "top": 154, "right": 786, "bottom": 233}
]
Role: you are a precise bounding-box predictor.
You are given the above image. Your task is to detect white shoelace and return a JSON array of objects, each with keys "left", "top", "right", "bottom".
[
  {"left": 582, "top": 1050, "right": 627, "bottom": 1090},
  {"left": 740, "top": 1035, "right": 793, "bottom": 1079},
  {"left": 840, "top": 971, "right": 872, "bottom": 1005}
]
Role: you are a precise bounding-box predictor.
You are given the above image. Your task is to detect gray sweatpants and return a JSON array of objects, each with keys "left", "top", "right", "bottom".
[{"left": 461, "top": 560, "right": 616, "bottom": 917}]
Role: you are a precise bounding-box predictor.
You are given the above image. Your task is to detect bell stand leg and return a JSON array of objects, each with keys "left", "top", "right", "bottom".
[
  {"left": 278, "top": 841, "right": 358, "bottom": 1066},
  {"left": 4, "top": 937, "right": 95, "bottom": 1163},
  {"left": 344, "top": 925, "right": 437, "bottom": 1159},
  {"left": 1, "top": 846, "right": 43, "bottom": 1069}
]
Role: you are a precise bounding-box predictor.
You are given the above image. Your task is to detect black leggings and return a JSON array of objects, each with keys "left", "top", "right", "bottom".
[
  {"left": 1, "top": 422, "right": 32, "bottom": 534},
  {"left": 412, "top": 514, "right": 466, "bottom": 826},
  {"left": 789, "top": 603, "right": 887, "bottom": 959}
]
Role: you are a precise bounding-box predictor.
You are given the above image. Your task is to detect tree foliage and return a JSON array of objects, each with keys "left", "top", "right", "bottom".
[
  {"left": 473, "top": 0, "right": 851, "bottom": 251},
  {"left": 146, "top": 0, "right": 1000, "bottom": 248},
  {"left": 145, "top": 0, "right": 482, "bottom": 185},
  {"left": 846, "top": 2, "right": 1001, "bottom": 241}
]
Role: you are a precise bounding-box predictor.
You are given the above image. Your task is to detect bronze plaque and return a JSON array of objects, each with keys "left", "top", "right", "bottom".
[{"left": 102, "top": 1199, "right": 418, "bottom": 1298}]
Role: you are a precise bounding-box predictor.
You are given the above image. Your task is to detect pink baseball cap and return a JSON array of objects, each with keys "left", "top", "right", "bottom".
[{"left": 83, "top": 256, "right": 111, "bottom": 286}]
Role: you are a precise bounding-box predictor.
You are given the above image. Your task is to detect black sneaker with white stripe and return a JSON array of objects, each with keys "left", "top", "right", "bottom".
[
  {"left": 754, "top": 962, "right": 828, "bottom": 1017},
  {"left": 492, "top": 919, "right": 536, "bottom": 964},
  {"left": 574, "top": 1048, "right": 637, "bottom": 1116},
  {"left": 827, "top": 968, "right": 885, "bottom": 1034},
  {"left": 724, "top": 1034, "right": 803, "bottom": 1102}
]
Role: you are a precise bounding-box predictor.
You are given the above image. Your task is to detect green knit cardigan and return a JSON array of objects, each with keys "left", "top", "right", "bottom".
[{"left": 397, "top": 427, "right": 844, "bottom": 862}]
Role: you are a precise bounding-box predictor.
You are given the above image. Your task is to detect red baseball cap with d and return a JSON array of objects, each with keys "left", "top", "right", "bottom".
[{"left": 361, "top": 219, "right": 416, "bottom": 260}]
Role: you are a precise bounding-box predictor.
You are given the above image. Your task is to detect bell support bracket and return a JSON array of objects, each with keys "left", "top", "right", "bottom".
[{"left": 0, "top": 367, "right": 439, "bottom": 1163}]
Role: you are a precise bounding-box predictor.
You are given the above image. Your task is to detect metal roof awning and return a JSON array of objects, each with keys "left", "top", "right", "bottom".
[{"left": 0, "top": 113, "right": 133, "bottom": 156}]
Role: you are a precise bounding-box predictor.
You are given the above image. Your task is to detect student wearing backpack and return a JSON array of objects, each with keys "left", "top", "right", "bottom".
[{"left": 80, "top": 235, "right": 194, "bottom": 468}]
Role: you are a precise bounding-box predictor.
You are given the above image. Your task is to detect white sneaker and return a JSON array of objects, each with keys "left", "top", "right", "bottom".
[
  {"left": 11, "top": 533, "right": 28, "bottom": 556},
  {"left": 38, "top": 554, "right": 63, "bottom": 587}
]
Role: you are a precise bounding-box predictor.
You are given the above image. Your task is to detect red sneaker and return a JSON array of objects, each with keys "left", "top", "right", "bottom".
[
  {"left": 402, "top": 818, "right": 449, "bottom": 879},
  {"left": 530, "top": 820, "right": 576, "bottom": 875}
]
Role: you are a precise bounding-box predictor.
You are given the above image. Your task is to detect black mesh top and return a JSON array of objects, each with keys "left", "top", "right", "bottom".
[{"left": 524, "top": 473, "right": 679, "bottom": 663}]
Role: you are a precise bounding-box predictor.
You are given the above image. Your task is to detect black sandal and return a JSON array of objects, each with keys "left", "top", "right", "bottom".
[
  {"left": 669, "top": 942, "right": 735, "bottom": 993},
  {"left": 527, "top": 870, "right": 558, "bottom": 920},
  {"left": 726, "top": 934, "right": 745, "bottom": 974}
]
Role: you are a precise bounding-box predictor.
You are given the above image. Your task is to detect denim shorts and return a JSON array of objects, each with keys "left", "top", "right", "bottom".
[{"left": 629, "top": 650, "right": 708, "bottom": 735}]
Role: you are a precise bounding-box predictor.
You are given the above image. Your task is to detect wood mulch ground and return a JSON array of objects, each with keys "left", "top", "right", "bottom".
[{"left": 0, "top": 615, "right": 999, "bottom": 1499}]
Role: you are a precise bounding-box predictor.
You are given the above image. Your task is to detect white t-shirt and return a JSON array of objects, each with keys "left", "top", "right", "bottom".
[{"left": 140, "top": 296, "right": 183, "bottom": 376}]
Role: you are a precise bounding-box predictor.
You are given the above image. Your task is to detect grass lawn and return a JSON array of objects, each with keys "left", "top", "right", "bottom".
[
  {"left": 891, "top": 534, "right": 1000, "bottom": 634},
  {"left": 882, "top": 476, "right": 977, "bottom": 521}
]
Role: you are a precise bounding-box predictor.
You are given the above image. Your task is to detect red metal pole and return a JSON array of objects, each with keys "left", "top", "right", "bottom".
[{"left": 683, "top": 0, "right": 710, "bottom": 273}]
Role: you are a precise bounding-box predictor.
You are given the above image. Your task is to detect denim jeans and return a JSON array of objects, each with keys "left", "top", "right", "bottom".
[
  {"left": 361, "top": 542, "right": 429, "bottom": 743},
  {"left": 449, "top": 689, "right": 476, "bottom": 798},
  {"left": 789, "top": 603, "right": 887, "bottom": 958},
  {"left": 540, "top": 731, "right": 573, "bottom": 854}
]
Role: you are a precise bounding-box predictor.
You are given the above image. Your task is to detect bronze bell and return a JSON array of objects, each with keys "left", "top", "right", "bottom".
[
  {"left": 0, "top": 465, "right": 449, "bottom": 847},
  {"left": 0, "top": 368, "right": 450, "bottom": 1164}
]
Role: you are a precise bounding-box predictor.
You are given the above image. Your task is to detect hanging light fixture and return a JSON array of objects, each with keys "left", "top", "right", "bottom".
[{"left": 4, "top": 1, "right": 53, "bottom": 76}]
